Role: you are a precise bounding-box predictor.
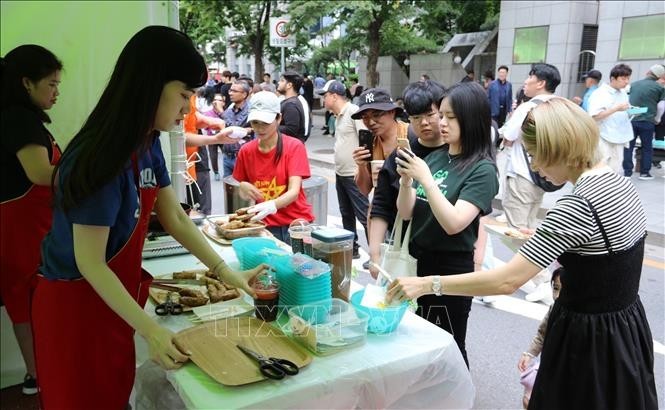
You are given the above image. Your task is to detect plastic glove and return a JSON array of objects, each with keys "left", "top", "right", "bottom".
[
  {"left": 248, "top": 200, "right": 277, "bottom": 221},
  {"left": 226, "top": 126, "right": 248, "bottom": 139}
]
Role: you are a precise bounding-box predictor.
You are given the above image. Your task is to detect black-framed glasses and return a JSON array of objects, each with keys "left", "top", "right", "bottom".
[{"left": 360, "top": 110, "right": 388, "bottom": 121}]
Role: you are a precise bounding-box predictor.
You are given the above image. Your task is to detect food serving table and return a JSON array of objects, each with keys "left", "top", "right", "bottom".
[{"left": 133, "top": 239, "right": 475, "bottom": 409}]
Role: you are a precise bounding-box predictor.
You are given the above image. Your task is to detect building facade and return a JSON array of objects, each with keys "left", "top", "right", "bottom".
[{"left": 496, "top": 1, "right": 664, "bottom": 98}]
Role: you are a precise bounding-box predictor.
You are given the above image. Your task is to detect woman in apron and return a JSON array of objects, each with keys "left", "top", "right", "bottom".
[
  {"left": 389, "top": 97, "right": 657, "bottom": 408},
  {"left": 31, "top": 26, "right": 267, "bottom": 410},
  {"left": 0, "top": 45, "right": 63, "bottom": 395}
]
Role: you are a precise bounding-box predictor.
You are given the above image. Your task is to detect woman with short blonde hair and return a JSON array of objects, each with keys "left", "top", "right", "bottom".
[
  {"left": 521, "top": 97, "right": 601, "bottom": 171},
  {"left": 389, "top": 97, "right": 657, "bottom": 408}
]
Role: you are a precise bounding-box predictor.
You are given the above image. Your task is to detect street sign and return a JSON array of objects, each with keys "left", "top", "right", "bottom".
[{"left": 269, "top": 17, "right": 296, "bottom": 48}]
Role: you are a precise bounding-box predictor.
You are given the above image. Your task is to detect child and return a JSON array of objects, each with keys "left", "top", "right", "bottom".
[{"left": 517, "top": 267, "right": 563, "bottom": 408}]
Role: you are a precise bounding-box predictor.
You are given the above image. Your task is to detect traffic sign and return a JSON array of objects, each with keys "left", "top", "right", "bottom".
[{"left": 270, "top": 17, "right": 296, "bottom": 48}]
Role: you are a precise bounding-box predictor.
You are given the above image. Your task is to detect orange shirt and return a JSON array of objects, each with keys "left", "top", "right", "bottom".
[{"left": 184, "top": 95, "right": 198, "bottom": 180}]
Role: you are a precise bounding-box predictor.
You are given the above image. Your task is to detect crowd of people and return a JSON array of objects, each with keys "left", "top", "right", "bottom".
[{"left": 1, "top": 23, "right": 661, "bottom": 409}]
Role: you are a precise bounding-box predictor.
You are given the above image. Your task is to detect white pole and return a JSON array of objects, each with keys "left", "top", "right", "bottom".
[{"left": 281, "top": 47, "right": 285, "bottom": 73}]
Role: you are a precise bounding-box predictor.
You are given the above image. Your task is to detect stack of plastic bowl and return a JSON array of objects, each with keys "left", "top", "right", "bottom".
[
  {"left": 231, "top": 237, "right": 280, "bottom": 270},
  {"left": 272, "top": 255, "right": 332, "bottom": 324},
  {"left": 350, "top": 289, "right": 409, "bottom": 334}
]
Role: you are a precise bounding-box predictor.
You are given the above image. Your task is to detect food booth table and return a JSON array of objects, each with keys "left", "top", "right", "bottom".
[{"left": 133, "top": 235, "right": 475, "bottom": 409}]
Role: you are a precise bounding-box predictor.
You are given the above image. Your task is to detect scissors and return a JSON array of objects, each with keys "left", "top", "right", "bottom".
[
  {"left": 154, "top": 292, "right": 183, "bottom": 316},
  {"left": 236, "top": 344, "right": 299, "bottom": 380}
]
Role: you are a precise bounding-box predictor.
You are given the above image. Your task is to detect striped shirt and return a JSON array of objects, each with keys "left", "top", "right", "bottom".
[{"left": 520, "top": 167, "right": 646, "bottom": 269}]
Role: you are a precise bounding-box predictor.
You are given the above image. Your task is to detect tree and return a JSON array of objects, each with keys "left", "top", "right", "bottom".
[{"left": 289, "top": 0, "right": 417, "bottom": 88}]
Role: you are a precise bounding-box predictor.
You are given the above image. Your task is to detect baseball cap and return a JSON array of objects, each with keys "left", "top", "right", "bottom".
[
  {"left": 582, "top": 69, "right": 602, "bottom": 81},
  {"left": 316, "top": 80, "right": 346, "bottom": 96},
  {"left": 247, "top": 91, "right": 281, "bottom": 123},
  {"left": 350, "top": 88, "right": 404, "bottom": 119},
  {"left": 649, "top": 64, "right": 665, "bottom": 79}
]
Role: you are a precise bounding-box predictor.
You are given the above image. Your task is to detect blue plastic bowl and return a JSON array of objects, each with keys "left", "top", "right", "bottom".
[{"left": 350, "top": 290, "right": 408, "bottom": 334}]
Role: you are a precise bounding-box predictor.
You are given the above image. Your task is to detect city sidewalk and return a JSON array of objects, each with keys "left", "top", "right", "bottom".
[{"left": 306, "top": 109, "right": 665, "bottom": 247}]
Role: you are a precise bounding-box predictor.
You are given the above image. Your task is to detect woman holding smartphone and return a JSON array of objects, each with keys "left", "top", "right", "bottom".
[{"left": 394, "top": 82, "right": 498, "bottom": 366}]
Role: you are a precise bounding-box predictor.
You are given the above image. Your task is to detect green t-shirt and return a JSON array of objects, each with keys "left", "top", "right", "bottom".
[
  {"left": 410, "top": 151, "right": 498, "bottom": 252},
  {"left": 628, "top": 77, "right": 665, "bottom": 122}
]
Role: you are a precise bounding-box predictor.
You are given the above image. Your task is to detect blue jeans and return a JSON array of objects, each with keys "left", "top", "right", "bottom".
[
  {"left": 623, "top": 121, "right": 654, "bottom": 175},
  {"left": 222, "top": 155, "right": 236, "bottom": 177},
  {"left": 335, "top": 174, "right": 369, "bottom": 250}
]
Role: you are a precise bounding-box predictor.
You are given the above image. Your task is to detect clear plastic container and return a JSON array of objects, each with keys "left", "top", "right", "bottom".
[
  {"left": 288, "top": 298, "right": 369, "bottom": 355},
  {"left": 311, "top": 228, "right": 354, "bottom": 301}
]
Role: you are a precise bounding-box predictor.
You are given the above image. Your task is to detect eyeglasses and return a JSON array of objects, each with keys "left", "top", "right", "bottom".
[
  {"left": 409, "top": 111, "right": 440, "bottom": 123},
  {"left": 360, "top": 110, "right": 388, "bottom": 121}
]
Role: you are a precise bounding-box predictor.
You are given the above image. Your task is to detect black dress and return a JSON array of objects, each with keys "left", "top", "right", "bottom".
[{"left": 528, "top": 197, "right": 658, "bottom": 409}]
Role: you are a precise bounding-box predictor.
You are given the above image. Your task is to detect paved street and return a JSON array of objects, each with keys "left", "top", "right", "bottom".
[{"left": 207, "top": 110, "right": 664, "bottom": 409}]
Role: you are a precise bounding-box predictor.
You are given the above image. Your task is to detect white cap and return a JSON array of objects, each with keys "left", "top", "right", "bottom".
[{"left": 248, "top": 91, "right": 281, "bottom": 123}]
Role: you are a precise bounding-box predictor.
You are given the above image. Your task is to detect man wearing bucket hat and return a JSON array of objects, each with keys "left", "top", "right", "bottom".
[
  {"left": 350, "top": 88, "right": 409, "bottom": 195},
  {"left": 233, "top": 91, "right": 314, "bottom": 242}
]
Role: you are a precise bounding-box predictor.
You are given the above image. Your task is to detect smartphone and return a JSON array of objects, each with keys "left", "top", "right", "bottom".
[
  {"left": 358, "top": 130, "right": 374, "bottom": 161},
  {"left": 397, "top": 138, "right": 411, "bottom": 151}
]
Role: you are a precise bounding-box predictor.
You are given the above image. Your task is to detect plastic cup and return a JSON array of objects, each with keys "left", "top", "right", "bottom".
[
  {"left": 288, "top": 219, "right": 312, "bottom": 254},
  {"left": 370, "top": 160, "right": 385, "bottom": 188},
  {"left": 252, "top": 279, "right": 280, "bottom": 322}
]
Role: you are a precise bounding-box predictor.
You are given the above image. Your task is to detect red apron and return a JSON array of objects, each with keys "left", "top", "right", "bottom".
[
  {"left": 0, "top": 135, "right": 61, "bottom": 324},
  {"left": 32, "top": 154, "right": 157, "bottom": 410}
]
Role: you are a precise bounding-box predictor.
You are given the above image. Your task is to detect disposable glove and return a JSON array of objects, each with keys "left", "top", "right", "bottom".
[
  {"left": 226, "top": 126, "right": 248, "bottom": 139},
  {"left": 248, "top": 200, "right": 277, "bottom": 221}
]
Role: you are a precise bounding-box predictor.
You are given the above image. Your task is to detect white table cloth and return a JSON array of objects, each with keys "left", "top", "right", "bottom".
[{"left": 133, "top": 239, "right": 474, "bottom": 409}]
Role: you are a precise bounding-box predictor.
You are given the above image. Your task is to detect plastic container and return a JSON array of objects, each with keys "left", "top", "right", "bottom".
[
  {"left": 350, "top": 289, "right": 408, "bottom": 334},
  {"left": 288, "top": 298, "right": 369, "bottom": 355},
  {"left": 311, "top": 228, "right": 354, "bottom": 301},
  {"left": 231, "top": 237, "right": 280, "bottom": 270}
]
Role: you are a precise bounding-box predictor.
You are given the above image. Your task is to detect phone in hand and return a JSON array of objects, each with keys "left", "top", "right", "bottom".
[
  {"left": 358, "top": 130, "right": 374, "bottom": 161},
  {"left": 397, "top": 138, "right": 411, "bottom": 151}
]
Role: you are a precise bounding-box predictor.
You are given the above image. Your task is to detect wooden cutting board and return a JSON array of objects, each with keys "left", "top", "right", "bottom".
[{"left": 174, "top": 317, "right": 312, "bottom": 386}]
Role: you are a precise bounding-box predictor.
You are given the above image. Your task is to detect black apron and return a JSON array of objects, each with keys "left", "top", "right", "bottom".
[{"left": 529, "top": 196, "right": 658, "bottom": 409}]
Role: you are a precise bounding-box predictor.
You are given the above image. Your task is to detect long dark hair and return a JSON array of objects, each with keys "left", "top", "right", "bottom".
[
  {"left": 443, "top": 82, "right": 495, "bottom": 171},
  {"left": 1, "top": 44, "right": 62, "bottom": 123},
  {"left": 56, "top": 26, "right": 207, "bottom": 213}
]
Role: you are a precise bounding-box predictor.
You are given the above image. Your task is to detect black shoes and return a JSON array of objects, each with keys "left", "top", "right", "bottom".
[{"left": 22, "top": 374, "right": 38, "bottom": 395}]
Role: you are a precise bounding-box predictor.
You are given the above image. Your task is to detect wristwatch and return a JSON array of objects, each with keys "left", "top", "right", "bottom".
[{"left": 432, "top": 275, "right": 442, "bottom": 296}]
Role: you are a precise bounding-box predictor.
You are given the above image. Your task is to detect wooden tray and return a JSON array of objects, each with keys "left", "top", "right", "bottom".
[
  {"left": 149, "top": 269, "right": 241, "bottom": 312},
  {"left": 201, "top": 221, "right": 271, "bottom": 246},
  {"left": 174, "top": 317, "right": 312, "bottom": 386},
  {"left": 206, "top": 216, "right": 267, "bottom": 240}
]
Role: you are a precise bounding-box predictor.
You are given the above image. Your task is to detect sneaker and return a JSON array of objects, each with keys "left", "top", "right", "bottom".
[
  {"left": 362, "top": 259, "right": 370, "bottom": 270},
  {"left": 22, "top": 374, "right": 38, "bottom": 395},
  {"left": 653, "top": 161, "right": 662, "bottom": 169},
  {"left": 352, "top": 248, "right": 361, "bottom": 259},
  {"left": 214, "top": 173, "right": 220, "bottom": 181},
  {"left": 639, "top": 173, "right": 654, "bottom": 180}
]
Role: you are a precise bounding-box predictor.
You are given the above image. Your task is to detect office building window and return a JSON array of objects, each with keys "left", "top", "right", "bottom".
[
  {"left": 513, "top": 26, "right": 548, "bottom": 64},
  {"left": 619, "top": 14, "right": 665, "bottom": 60}
]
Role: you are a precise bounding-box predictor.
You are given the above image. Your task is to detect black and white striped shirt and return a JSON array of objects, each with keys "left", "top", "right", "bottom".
[{"left": 520, "top": 168, "right": 646, "bottom": 269}]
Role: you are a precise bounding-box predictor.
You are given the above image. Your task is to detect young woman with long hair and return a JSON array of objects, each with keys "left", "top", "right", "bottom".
[
  {"left": 233, "top": 91, "right": 314, "bottom": 242},
  {"left": 389, "top": 98, "right": 657, "bottom": 408},
  {"left": 394, "top": 82, "right": 499, "bottom": 366},
  {"left": 31, "top": 26, "right": 267, "bottom": 409},
  {"left": 0, "top": 44, "right": 63, "bottom": 395}
]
